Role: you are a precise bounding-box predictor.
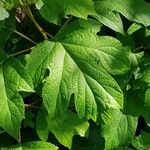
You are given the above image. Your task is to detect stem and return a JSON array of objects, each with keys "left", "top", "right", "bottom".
[
  {"left": 0, "top": 130, "right": 6, "bottom": 134},
  {"left": 63, "top": 16, "right": 72, "bottom": 28},
  {"left": 18, "top": 130, "right": 21, "bottom": 144},
  {"left": 9, "top": 47, "right": 33, "bottom": 57},
  {"left": 44, "top": 31, "right": 54, "bottom": 38},
  {"left": 58, "top": 16, "right": 72, "bottom": 34},
  {"left": 14, "top": 30, "right": 37, "bottom": 44},
  {"left": 133, "top": 46, "right": 143, "bottom": 52},
  {"left": 25, "top": 104, "right": 41, "bottom": 109},
  {"left": 24, "top": 5, "right": 48, "bottom": 40}
]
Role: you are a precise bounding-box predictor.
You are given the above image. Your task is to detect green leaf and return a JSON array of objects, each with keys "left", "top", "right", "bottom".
[
  {"left": 0, "top": 10, "right": 15, "bottom": 51},
  {"left": 39, "top": 0, "right": 95, "bottom": 24},
  {"left": 48, "top": 112, "right": 89, "bottom": 148},
  {"left": 132, "top": 132, "right": 150, "bottom": 150},
  {"left": 1, "top": 141, "right": 58, "bottom": 150},
  {"left": 93, "top": 8, "right": 124, "bottom": 34},
  {"left": 94, "top": 0, "right": 150, "bottom": 27},
  {"left": 37, "top": 109, "right": 89, "bottom": 148},
  {"left": 24, "top": 110, "right": 35, "bottom": 128},
  {"left": 35, "top": 0, "right": 44, "bottom": 10},
  {"left": 100, "top": 109, "right": 137, "bottom": 149},
  {"left": 4, "top": 0, "right": 38, "bottom": 9},
  {"left": 26, "top": 19, "right": 129, "bottom": 121},
  {"left": 36, "top": 108, "right": 49, "bottom": 141},
  {"left": 3, "top": 0, "right": 20, "bottom": 10},
  {"left": 127, "top": 23, "right": 143, "bottom": 35},
  {"left": 124, "top": 90, "right": 150, "bottom": 124},
  {"left": 0, "top": 51, "right": 6, "bottom": 63},
  {"left": 140, "top": 66, "right": 150, "bottom": 83},
  {"left": 0, "top": 1, "right": 9, "bottom": 21},
  {"left": 145, "top": 87, "right": 150, "bottom": 106},
  {"left": 56, "top": 19, "right": 130, "bottom": 75},
  {"left": 0, "top": 57, "right": 34, "bottom": 139},
  {"left": 72, "top": 123, "right": 105, "bottom": 150}
]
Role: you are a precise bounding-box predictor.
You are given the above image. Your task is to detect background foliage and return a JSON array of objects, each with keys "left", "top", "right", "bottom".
[{"left": 0, "top": 0, "right": 150, "bottom": 149}]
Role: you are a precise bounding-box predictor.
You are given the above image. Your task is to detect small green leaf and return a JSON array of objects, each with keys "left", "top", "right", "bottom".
[
  {"left": 37, "top": 109, "right": 89, "bottom": 148},
  {"left": 0, "top": 1, "right": 9, "bottom": 21},
  {"left": 140, "top": 66, "right": 150, "bottom": 83},
  {"left": 35, "top": 0, "right": 44, "bottom": 10},
  {"left": 127, "top": 23, "right": 143, "bottom": 35},
  {"left": 132, "top": 132, "right": 150, "bottom": 150},
  {"left": 124, "top": 90, "right": 150, "bottom": 124},
  {"left": 24, "top": 111, "right": 35, "bottom": 128},
  {"left": 3, "top": 0, "right": 42, "bottom": 10},
  {"left": 36, "top": 108, "right": 49, "bottom": 141},
  {"left": 48, "top": 111, "right": 89, "bottom": 148},
  {"left": 0, "top": 10, "right": 15, "bottom": 51},
  {"left": 100, "top": 109, "right": 137, "bottom": 149},
  {"left": 93, "top": 8, "right": 124, "bottom": 33},
  {"left": 3, "top": 0, "right": 20, "bottom": 10},
  {"left": 145, "top": 88, "right": 150, "bottom": 106}
]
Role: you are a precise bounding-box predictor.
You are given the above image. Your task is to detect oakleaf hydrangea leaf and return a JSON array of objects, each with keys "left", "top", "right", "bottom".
[
  {"left": 36, "top": 109, "right": 89, "bottom": 148},
  {"left": 93, "top": 8, "right": 124, "bottom": 34},
  {"left": 48, "top": 111, "right": 89, "bottom": 148},
  {"left": 100, "top": 108, "right": 137, "bottom": 149},
  {"left": 0, "top": 57, "right": 34, "bottom": 139},
  {"left": 94, "top": 0, "right": 150, "bottom": 27},
  {"left": 26, "top": 19, "right": 129, "bottom": 121},
  {"left": 39, "top": 0, "right": 95, "bottom": 24},
  {"left": 56, "top": 19, "right": 130, "bottom": 75}
]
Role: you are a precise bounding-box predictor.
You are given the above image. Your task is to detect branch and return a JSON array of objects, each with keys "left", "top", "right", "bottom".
[
  {"left": 44, "top": 31, "right": 54, "bottom": 38},
  {"left": 9, "top": 47, "right": 33, "bottom": 57},
  {"left": 24, "top": 5, "right": 48, "bottom": 40},
  {"left": 13, "top": 30, "right": 37, "bottom": 44}
]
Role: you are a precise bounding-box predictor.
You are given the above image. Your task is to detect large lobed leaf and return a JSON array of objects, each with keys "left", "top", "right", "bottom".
[{"left": 26, "top": 19, "right": 130, "bottom": 122}]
